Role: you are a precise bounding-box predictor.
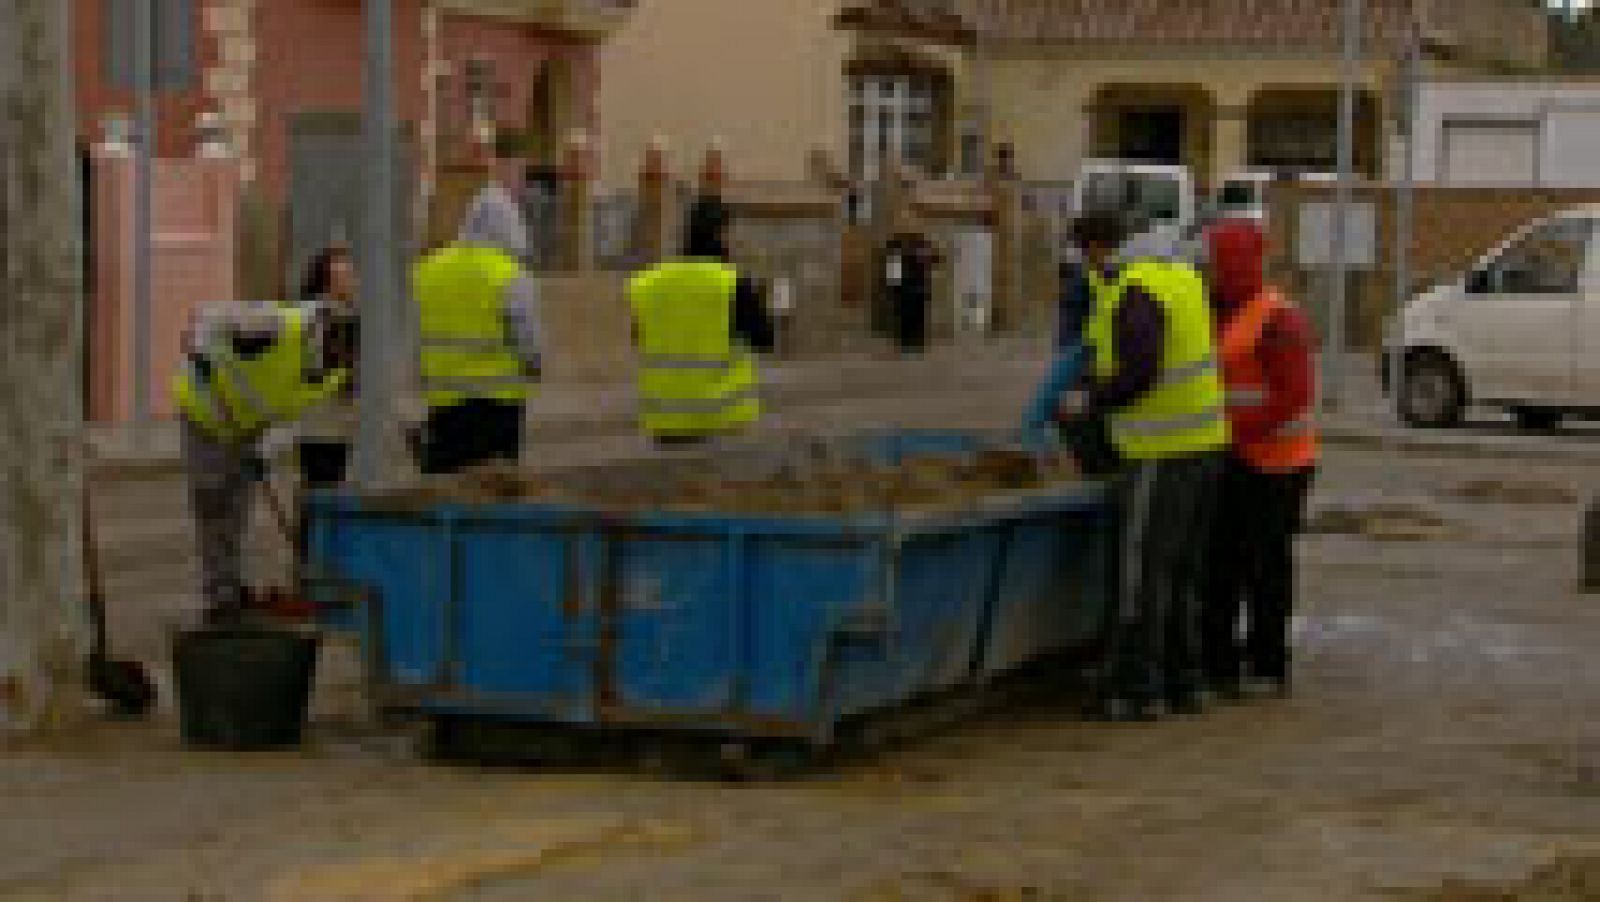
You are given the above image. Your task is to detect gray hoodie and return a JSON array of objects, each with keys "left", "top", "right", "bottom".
[{"left": 457, "top": 182, "right": 543, "bottom": 375}]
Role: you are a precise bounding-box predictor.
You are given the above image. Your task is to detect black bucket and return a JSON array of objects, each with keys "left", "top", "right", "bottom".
[{"left": 174, "top": 626, "right": 320, "bottom": 750}]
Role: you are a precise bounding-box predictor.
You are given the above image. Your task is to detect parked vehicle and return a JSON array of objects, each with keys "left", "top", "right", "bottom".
[
  {"left": 1387, "top": 206, "right": 1600, "bottom": 430},
  {"left": 1212, "top": 170, "right": 1272, "bottom": 225},
  {"left": 1070, "top": 160, "right": 1200, "bottom": 263}
]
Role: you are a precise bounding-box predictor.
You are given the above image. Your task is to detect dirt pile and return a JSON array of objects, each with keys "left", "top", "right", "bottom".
[{"left": 414, "top": 449, "right": 1082, "bottom": 515}]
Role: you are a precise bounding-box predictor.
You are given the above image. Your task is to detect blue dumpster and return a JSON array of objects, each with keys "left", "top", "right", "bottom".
[{"left": 304, "top": 431, "right": 1111, "bottom": 745}]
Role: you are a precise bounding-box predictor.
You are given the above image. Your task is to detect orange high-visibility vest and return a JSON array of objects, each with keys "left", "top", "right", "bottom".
[{"left": 1219, "top": 288, "right": 1319, "bottom": 472}]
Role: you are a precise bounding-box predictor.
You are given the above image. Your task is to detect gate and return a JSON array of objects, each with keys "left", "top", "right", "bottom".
[{"left": 286, "top": 111, "right": 415, "bottom": 298}]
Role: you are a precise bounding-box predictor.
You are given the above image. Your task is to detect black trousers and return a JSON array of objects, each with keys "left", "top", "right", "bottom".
[
  {"left": 892, "top": 287, "right": 929, "bottom": 352},
  {"left": 415, "top": 399, "right": 525, "bottom": 476},
  {"left": 1099, "top": 451, "right": 1221, "bottom": 703},
  {"left": 1200, "top": 458, "right": 1316, "bottom": 685}
]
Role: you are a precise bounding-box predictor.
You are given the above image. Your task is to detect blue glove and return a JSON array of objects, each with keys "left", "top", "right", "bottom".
[{"left": 1021, "top": 344, "right": 1087, "bottom": 439}]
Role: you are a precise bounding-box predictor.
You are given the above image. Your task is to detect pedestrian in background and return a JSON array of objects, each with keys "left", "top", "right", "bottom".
[
  {"left": 1199, "top": 220, "right": 1319, "bottom": 699},
  {"left": 1059, "top": 210, "right": 1227, "bottom": 722},
  {"left": 292, "top": 241, "right": 359, "bottom": 488},
  {"left": 881, "top": 217, "right": 940, "bottom": 354},
  {"left": 628, "top": 195, "right": 773, "bottom": 447},
  {"left": 411, "top": 180, "right": 544, "bottom": 475}
]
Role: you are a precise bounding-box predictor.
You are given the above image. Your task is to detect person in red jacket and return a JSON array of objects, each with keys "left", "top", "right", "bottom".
[{"left": 1200, "top": 220, "right": 1319, "bottom": 699}]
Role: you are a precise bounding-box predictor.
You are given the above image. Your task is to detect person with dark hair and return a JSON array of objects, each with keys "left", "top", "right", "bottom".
[
  {"left": 628, "top": 195, "right": 773, "bottom": 446},
  {"left": 1059, "top": 209, "right": 1228, "bottom": 722},
  {"left": 292, "top": 242, "right": 359, "bottom": 487}
]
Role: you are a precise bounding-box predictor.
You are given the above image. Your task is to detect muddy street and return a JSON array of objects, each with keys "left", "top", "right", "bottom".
[{"left": 3, "top": 440, "right": 1598, "bottom": 901}]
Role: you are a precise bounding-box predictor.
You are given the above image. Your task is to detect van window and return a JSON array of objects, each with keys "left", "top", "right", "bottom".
[
  {"left": 1081, "top": 172, "right": 1183, "bottom": 224},
  {"left": 1478, "top": 218, "right": 1595, "bottom": 295},
  {"left": 1218, "top": 180, "right": 1257, "bottom": 208}
]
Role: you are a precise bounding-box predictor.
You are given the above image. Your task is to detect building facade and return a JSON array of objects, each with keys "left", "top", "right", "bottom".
[
  {"left": 72, "top": 0, "right": 635, "bottom": 206},
  {"left": 595, "top": 0, "right": 853, "bottom": 189},
  {"left": 836, "top": 0, "right": 1551, "bottom": 190}
]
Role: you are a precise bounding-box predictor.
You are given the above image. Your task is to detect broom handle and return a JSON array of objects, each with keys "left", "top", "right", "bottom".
[{"left": 80, "top": 477, "right": 108, "bottom": 655}]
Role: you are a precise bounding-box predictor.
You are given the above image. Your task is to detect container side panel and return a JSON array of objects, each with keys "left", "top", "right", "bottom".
[
  {"left": 980, "top": 510, "right": 1113, "bottom": 677},
  {"left": 745, "top": 539, "right": 878, "bottom": 725},
  {"left": 611, "top": 535, "right": 739, "bottom": 713},
  {"left": 877, "top": 529, "right": 998, "bottom": 698},
  {"left": 454, "top": 525, "right": 591, "bottom": 715},
  {"left": 316, "top": 517, "right": 450, "bottom": 689}
]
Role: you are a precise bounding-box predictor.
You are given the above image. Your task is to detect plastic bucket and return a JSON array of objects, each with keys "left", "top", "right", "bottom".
[{"left": 174, "top": 626, "right": 320, "bottom": 750}]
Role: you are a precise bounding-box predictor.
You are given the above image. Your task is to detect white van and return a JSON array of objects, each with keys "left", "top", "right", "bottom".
[
  {"left": 1070, "top": 160, "right": 1200, "bottom": 263},
  {"left": 1388, "top": 206, "right": 1600, "bottom": 429},
  {"left": 1213, "top": 170, "right": 1273, "bottom": 224}
]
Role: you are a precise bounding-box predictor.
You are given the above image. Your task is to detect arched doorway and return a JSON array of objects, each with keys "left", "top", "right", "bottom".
[{"left": 1088, "top": 84, "right": 1217, "bottom": 180}]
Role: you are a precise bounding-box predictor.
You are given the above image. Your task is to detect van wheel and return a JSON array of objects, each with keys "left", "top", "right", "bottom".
[
  {"left": 1513, "top": 407, "right": 1563, "bottom": 432},
  {"left": 1399, "top": 353, "right": 1465, "bottom": 428}
]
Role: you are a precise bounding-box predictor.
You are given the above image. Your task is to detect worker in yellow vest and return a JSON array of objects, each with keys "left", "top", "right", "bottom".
[
  {"left": 412, "top": 181, "right": 544, "bottom": 474},
  {"left": 1057, "top": 210, "right": 1229, "bottom": 722},
  {"left": 628, "top": 197, "right": 774, "bottom": 446},
  {"left": 173, "top": 302, "right": 348, "bottom": 624}
]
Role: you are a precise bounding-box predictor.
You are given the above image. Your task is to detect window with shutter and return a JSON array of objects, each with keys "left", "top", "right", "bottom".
[{"left": 102, "top": 0, "right": 196, "bottom": 92}]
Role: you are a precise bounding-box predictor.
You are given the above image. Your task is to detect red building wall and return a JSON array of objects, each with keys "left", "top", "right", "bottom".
[
  {"left": 251, "top": 0, "right": 430, "bottom": 204},
  {"left": 72, "top": 0, "right": 215, "bottom": 157}
]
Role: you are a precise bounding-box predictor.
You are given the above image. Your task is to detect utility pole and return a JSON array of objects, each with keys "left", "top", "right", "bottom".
[
  {"left": 1389, "top": 15, "right": 1420, "bottom": 423},
  {"left": 354, "top": 0, "right": 408, "bottom": 487},
  {"left": 0, "top": 0, "right": 90, "bottom": 732},
  {"left": 1325, "top": 0, "right": 1363, "bottom": 413},
  {"left": 132, "top": 0, "right": 154, "bottom": 433}
]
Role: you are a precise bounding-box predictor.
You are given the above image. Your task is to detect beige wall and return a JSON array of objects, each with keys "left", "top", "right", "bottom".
[
  {"left": 597, "top": 0, "right": 850, "bottom": 190},
  {"left": 983, "top": 52, "right": 1391, "bottom": 184}
]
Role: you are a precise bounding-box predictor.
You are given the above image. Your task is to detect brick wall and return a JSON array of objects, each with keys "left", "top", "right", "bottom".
[
  {"left": 1264, "top": 183, "right": 1600, "bottom": 349},
  {"left": 72, "top": 0, "right": 215, "bottom": 156}
]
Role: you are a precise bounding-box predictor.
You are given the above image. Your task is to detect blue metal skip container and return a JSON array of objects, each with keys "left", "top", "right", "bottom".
[{"left": 303, "top": 431, "right": 1111, "bottom": 745}]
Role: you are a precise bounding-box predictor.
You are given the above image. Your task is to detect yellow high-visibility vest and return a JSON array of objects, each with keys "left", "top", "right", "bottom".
[
  {"left": 413, "top": 244, "right": 530, "bottom": 408},
  {"left": 173, "top": 308, "right": 346, "bottom": 444},
  {"left": 1085, "top": 260, "right": 1229, "bottom": 461},
  {"left": 628, "top": 260, "right": 759, "bottom": 438}
]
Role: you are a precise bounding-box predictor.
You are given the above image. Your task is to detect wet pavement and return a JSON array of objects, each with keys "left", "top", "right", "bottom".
[{"left": 5, "top": 440, "right": 1599, "bottom": 900}]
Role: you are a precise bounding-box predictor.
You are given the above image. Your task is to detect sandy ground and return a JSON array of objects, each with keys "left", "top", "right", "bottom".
[{"left": 4, "top": 440, "right": 1599, "bottom": 901}]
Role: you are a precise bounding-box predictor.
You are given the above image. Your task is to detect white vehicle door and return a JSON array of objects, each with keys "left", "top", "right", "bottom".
[
  {"left": 1569, "top": 220, "right": 1600, "bottom": 400},
  {"left": 1456, "top": 217, "right": 1590, "bottom": 405}
]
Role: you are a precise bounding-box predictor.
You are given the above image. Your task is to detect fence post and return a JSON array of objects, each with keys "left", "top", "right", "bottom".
[
  {"left": 987, "top": 143, "right": 1020, "bottom": 334},
  {"left": 560, "top": 129, "right": 595, "bottom": 272},
  {"left": 699, "top": 136, "right": 727, "bottom": 199},
  {"left": 637, "top": 135, "right": 669, "bottom": 265}
]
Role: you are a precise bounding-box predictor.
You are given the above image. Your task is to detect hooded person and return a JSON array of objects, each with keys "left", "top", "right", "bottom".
[
  {"left": 1199, "top": 219, "right": 1319, "bottom": 700},
  {"left": 409, "top": 180, "right": 544, "bottom": 475},
  {"left": 1058, "top": 208, "right": 1228, "bottom": 722},
  {"left": 627, "top": 195, "right": 774, "bottom": 446}
]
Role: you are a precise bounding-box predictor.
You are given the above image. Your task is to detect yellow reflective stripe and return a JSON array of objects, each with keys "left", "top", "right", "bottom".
[
  {"left": 1160, "top": 355, "right": 1218, "bottom": 387},
  {"left": 641, "top": 354, "right": 733, "bottom": 372},
  {"left": 639, "top": 390, "right": 759, "bottom": 415},
  {"left": 1113, "top": 406, "right": 1228, "bottom": 438}
]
